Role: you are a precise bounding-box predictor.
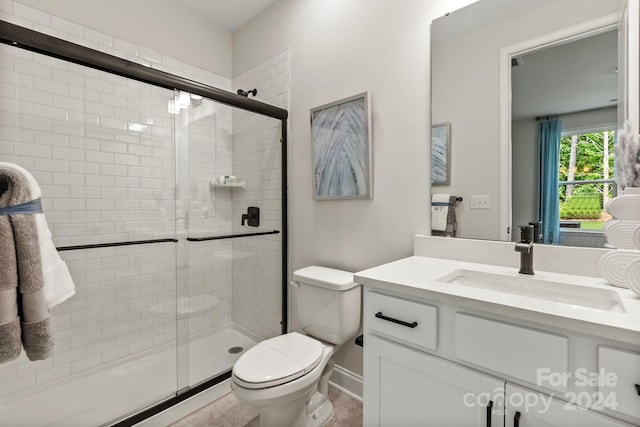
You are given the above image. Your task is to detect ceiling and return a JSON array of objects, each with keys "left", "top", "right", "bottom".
[
  {"left": 511, "top": 29, "right": 619, "bottom": 120},
  {"left": 431, "top": 0, "right": 560, "bottom": 46},
  {"left": 169, "top": 0, "right": 276, "bottom": 31}
]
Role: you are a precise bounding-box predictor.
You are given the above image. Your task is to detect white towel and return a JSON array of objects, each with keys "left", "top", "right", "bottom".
[
  {"left": 625, "top": 258, "right": 640, "bottom": 296},
  {"left": 605, "top": 194, "right": 640, "bottom": 220},
  {"left": 0, "top": 162, "right": 75, "bottom": 310},
  {"left": 431, "top": 194, "right": 451, "bottom": 232},
  {"left": 634, "top": 224, "right": 640, "bottom": 250},
  {"left": 598, "top": 249, "right": 638, "bottom": 288},
  {"left": 603, "top": 219, "right": 640, "bottom": 249}
]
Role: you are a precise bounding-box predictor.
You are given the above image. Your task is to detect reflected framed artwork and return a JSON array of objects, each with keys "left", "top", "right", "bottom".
[
  {"left": 311, "top": 92, "right": 372, "bottom": 200},
  {"left": 431, "top": 122, "right": 450, "bottom": 186}
]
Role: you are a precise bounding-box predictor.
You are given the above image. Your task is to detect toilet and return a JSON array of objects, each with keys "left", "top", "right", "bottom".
[{"left": 231, "top": 266, "right": 361, "bottom": 427}]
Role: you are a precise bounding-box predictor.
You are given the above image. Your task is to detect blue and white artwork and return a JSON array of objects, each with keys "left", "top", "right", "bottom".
[
  {"left": 431, "top": 123, "right": 450, "bottom": 185},
  {"left": 311, "top": 93, "right": 371, "bottom": 199}
]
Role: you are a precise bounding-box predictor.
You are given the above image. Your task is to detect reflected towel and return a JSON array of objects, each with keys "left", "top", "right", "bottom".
[{"left": 431, "top": 194, "right": 451, "bottom": 232}]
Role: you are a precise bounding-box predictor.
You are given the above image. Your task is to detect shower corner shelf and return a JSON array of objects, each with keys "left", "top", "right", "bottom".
[{"left": 210, "top": 180, "right": 246, "bottom": 190}]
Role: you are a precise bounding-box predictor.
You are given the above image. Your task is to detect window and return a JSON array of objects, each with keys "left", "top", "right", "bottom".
[{"left": 558, "top": 128, "right": 616, "bottom": 231}]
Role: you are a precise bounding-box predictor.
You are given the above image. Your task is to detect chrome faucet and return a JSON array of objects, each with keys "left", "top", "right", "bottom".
[{"left": 515, "top": 225, "right": 534, "bottom": 275}]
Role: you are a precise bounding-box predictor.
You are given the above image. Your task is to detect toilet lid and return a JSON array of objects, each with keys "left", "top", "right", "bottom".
[{"left": 232, "top": 332, "right": 324, "bottom": 389}]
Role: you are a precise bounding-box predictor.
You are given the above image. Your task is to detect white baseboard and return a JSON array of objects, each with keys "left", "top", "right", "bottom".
[{"left": 329, "top": 365, "right": 363, "bottom": 402}]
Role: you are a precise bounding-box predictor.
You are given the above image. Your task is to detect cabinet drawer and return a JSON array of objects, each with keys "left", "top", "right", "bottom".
[
  {"left": 598, "top": 346, "right": 640, "bottom": 419},
  {"left": 365, "top": 291, "right": 437, "bottom": 350},
  {"left": 455, "top": 313, "right": 568, "bottom": 392}
]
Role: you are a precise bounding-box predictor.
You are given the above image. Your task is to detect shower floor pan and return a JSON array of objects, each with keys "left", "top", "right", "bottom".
[{"left": 0, "top": 327, "right": 256, "bottom": 427}]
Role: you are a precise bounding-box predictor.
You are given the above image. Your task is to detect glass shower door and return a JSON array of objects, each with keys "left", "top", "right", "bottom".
[
  {"left": 0, "top": 44, "right": 181, "bottom": 426},
  {"left": 175, "top": 92, "right": 284, "bottom": 389}
]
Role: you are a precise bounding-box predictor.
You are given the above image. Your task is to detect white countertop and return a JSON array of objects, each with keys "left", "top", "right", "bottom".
[{"left": 355, "top": 255, "right": 640, "bottom": 344}]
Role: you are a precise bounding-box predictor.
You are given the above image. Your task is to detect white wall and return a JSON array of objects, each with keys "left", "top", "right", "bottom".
[
  {"left": 10, "top": 0, "right": 232, "bottom": 77},
  {"left": 234, "top": 0, "right": 469, "bottom": 273},
  {"left": 233, "top": 0, "right": 474, "bottom": 380}
]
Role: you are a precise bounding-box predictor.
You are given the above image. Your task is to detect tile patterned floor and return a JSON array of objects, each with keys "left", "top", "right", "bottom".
[{"left": 169, "top": 385, "right": 362, "bottom": 427}]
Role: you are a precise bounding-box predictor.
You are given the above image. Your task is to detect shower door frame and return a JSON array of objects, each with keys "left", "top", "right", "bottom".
[{"left": 0, "top": 20, "right": 289, "bottom": 426}]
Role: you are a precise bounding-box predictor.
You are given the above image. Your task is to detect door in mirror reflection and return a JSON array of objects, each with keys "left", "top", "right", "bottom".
[{"left": 511, "top": 28, "right": 618, "bottom": 248}]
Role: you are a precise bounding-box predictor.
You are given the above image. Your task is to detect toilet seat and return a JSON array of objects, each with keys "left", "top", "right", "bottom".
[{"left": 232, "top": 332, "right": 324, "bottom": 389}]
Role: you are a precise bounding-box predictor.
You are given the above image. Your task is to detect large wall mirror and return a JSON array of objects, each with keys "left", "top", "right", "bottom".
[{"left": 430, "top": 0, "right": 638, "bottom": 247}]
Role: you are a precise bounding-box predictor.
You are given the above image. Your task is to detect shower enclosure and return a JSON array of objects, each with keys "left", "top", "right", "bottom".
[{"left": 0, "top": 21, "right": 287, "bottom": 426}]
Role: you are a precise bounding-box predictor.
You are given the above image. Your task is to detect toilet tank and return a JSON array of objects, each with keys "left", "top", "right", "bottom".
[{"left": 292, "top": 266, "right": 361, "bottom": 345}]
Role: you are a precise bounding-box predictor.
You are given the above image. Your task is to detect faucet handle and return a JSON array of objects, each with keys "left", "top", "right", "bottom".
[
  {"left": 241, "top": 206, "right": 260, "bottom": 227},
  {"left": 528, "top": 221, "right": 542, "bottom": 243}
]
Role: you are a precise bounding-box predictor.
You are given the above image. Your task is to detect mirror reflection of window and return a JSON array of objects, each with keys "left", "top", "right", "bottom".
[{"left": 558, "top": 128, "right": 616, "bottom": 231}]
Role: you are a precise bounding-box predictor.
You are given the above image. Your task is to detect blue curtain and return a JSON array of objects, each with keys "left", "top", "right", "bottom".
[{"left": 537, "top": 119, "right": 562, "bottom": 244}]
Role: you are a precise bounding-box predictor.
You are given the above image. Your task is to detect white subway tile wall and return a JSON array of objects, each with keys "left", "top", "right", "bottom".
[
  {"left": 0, "top": 0, "right": 289, "bottom": 405},
  {"left": 231, "top": 50, "right": 289, "bottom": 340}
]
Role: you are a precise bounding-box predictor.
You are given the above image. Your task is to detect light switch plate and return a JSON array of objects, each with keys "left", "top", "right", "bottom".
[{"left": 470, "top": 195, "right": 491, "bottom": 209}]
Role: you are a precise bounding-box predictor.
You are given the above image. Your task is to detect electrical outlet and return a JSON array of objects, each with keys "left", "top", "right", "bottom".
[{"left": 470, "top": 195, "right": 491, "bottom": 209}]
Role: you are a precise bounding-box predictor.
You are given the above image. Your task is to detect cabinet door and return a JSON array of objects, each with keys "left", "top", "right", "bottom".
[
  {"left": 364, "top": 334, "right": 505, "bottom": 427},
  {"left": 505, "top": 384, "right": 634, "bottom": 427}
]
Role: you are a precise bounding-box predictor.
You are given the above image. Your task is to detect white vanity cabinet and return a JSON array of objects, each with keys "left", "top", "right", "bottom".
[
  {"left": 505, "top": 383, "right": 632, "bottom": 427},
  {"left": 364, "top": 334, "right": 505, "bottom": 427},
  {"left": 362, "top": 288, "right": 640, "bottom": 427},
  {"left": 598, "top": 346, "right": 640, "bottom": 420}
]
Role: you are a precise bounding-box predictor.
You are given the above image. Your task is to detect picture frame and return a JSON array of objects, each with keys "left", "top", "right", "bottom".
[
  {"left": 431, "top": 122, "right": 450, "bottom": 186},
  {"left": 310, "top": 92, "right": 372, "bottom": 200}
]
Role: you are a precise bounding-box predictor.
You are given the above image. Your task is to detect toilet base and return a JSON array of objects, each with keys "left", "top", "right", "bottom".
[
  {"left": 257, "top": 391, "right": 334, "bottom": 427},
  {"left": 306, "top": 392, "right": 334, "bottom": 427}
]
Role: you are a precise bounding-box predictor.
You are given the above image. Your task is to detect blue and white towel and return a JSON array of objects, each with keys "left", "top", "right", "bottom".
[
  {"left": 431, "top": 194, "right": 457, "bottom": 236},
  {"left": 0, "top": 162, "right": 75, "bottom": 363}
]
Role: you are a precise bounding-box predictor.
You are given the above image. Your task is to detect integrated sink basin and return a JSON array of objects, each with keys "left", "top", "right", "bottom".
[{"left": 438, "top": 269, "right": 625, "bottom": 312}]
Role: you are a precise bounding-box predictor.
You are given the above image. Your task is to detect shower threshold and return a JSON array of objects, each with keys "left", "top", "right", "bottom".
[{"left": 0, "top": 327, "right": 256, "bottom": 427}]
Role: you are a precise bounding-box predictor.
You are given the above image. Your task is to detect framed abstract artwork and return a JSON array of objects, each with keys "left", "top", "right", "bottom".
[
  {"left": 311, "top": 92, "right": 372, "bottom": 200},
  {"left": 431, "top": 122, "right": 450, "bottom": 186}
]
